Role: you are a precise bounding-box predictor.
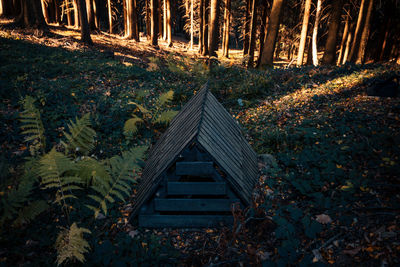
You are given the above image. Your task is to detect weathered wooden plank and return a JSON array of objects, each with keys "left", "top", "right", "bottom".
[
  {"left": 139, "top": 214, "right": 233, "bottom": 228},
  {"left": 175, "top": 161, "right": 214, "bottom": 176},
  {"left": 167, "top": 182, "right": 226, "bottom": 195},
  {"left": 154, "top": 198, "right": 239, "bottom": 212}
]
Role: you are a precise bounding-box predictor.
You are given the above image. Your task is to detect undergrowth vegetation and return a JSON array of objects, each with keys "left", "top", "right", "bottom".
[{"left": 1, "top": 34, "right": 400, "bottom": 265}]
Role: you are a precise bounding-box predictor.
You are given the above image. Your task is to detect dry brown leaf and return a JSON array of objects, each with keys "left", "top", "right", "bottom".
[{"left": 316, "top": 214, "right": 332, "bottom": 224}]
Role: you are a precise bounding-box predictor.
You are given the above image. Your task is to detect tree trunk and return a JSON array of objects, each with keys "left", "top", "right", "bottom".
[
  {"left": 259, "top": 0, "right": 283, "bottom": 68},
  {"left": 342, "top": 21, "right": 354, "bottom": 64},
  {"left": 208, "top": 0, "right": 219, "bottom": 57},
  {"left": 77, "top": 0, "right": 93, "bottom": 45},
  {"left": 321, "top": 0, "right": 344, "bottom": 65},
  {"left": 146, "top": 0, "right": 150, "bottom": 38},
  {"left": 349, "top": 0, "right": 367, "bottom": 62},
  {"left": 356, "top": 0, "right": 373, "bottom": 64},
  {"left": 378, "top": 18, "right": 391, "bottom": 61},
  {"left": 41, "top": 0, "right": 50, "bottom": 23},
  {"left": 150, "top": 0, "right": 158, "bottom": 46},
  {"left": 199, "top": 0, "right": 204, "bottom": 53},
  {"left": 247, "top": 0, "right": 257, "bottom": 67},
  {"left": 202, "top": 0, "right": 209, "bottom": 55},
  {"left": 222, "top": 0, "right": 231, "bottom": 57},
  {"left": 337, "top": 13, "right": 349, "bottom": 65},
  {"left": 18, "top": 0, "right": 47, "bottom": 28},
  {"left": 297, "top": 0, "right": 311, "bottom": 66},
  {"left": 163, "top": 0, "right": 166, "bottom": 40},
  {"left": 108, "top": 0, "right": 112, "bottom": 33},
  {"left": 243, "top": 0, "right": 251, "bottom": 55},
  {"left": 86, "top": 0, "right": 95, "bottom": 29},
  {"left": 158, "top": 0, "right": 162, "bottom": 38},
  {"left": 66, "top": 0, "right": 73, "bottom": 26},
  {"left": 256, "top": 3, "right": 269, "bottom": 68},
  {"left": 166, "top": 0, "right": 172, "bottom": 46},
  {"left": 312, "top": 0, "right": 322, "bottom": 66},
  {"left": 190, "top": 0, "right": 193, "bottom": 49},
  {"left": 73, "top": 0, "right": 79, "bottom": 27}
]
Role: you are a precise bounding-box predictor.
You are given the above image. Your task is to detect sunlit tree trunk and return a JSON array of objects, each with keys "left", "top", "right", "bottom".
[
  {"left": 108, "top": 0, "right": 112, "bottom": 33},
  {"left": 259, "top": 0, "right": 283, "bottom": 68},
  {"left": 77, "top": 0, "right": 93, "bottom": 45},
  {"left": 256, "top": 3, "right": 269, "bottom": 68},
  {"left": 202, "top": 0, "right": 209, "bottom": 55},
  {"left": 41, "top": 0, "right": 50, "bottom": 23},
  {"left": 312, "top": 0, "right": 322, "bottom": 66},
  {"left": 247, "top": 0, "right": 257, "bottom": 67},
  {"left": 337, "top": 13, "right": 349, "bottom": 65},
  {"left": 190, "top": 0, "right": 193, "bottom": 49},
  {"left": 222, "top": 0, "right": 231, "bottom": 57},
  {"left": 126, "top": 0, "right": 139, "bottom": 41},
  {"left": 297, "top": 0, "right": 311, "bottom": 66},
  {"left": 166, "top": 0, "right": 172, "bottom": 46},
  {"left": 243, "top": 0, "right": 251, "bottom": 55},
  {"left": 73, "top": 0, "right": 79, "bottom": 27},
  {"left": 158, "top": 0, "right": 162, "bottom": 38},
  {"left": 86, "top": 0, "right": 95, "bottom": 29},
  {"left": 150, "top": 0, "right": 158, "bottom": 46},
  {"left": 199, "top": 0, "right": 204, "bottom": 53},
  {"left": 17, "top": 0, "right": 47, "bottom": 28},
  {"left": 356, "top": 0, "right": 373, "bottom": 64},
  {"left": 208, "top": 0, "right": 220, "bottom": 57},
  {"left": 66, "top": 0, "right": 73, "bottom": 26},
  {"left": 349, "top": 0, "right": 366, "bottom": 62},
  {"left": 342, "top": 21, "right": 354, "bottom": 64},
  {"left": 146, "top": 0, "right": 150, "bottom": 38},
  {"left": 321, "top": 0, "right": 344, "bottom": 65},
  {"left": 163, "top": 0, "right": 166, "bottom": 40}
]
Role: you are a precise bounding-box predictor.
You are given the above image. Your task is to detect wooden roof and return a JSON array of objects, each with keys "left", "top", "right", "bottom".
[{"left": 131, "top": 83, "right": 259, "bottom": 217}]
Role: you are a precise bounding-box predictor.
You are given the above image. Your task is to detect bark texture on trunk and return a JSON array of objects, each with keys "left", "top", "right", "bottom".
[
  {"left": 337, "top": 14, "right": 349, "bottom": 65},
  {"left": 108, "top": 0, "right": 112, "bottom": 33},
  {"left": 356, "top": 0, "right": 373, "bottom": 64},
  {"left": 199, "top": 0, "right": 204, "bottom": 53},
  {"left": 166, "top": 0, "right": 172, "bottom": 46},
  {"left": 208, "top": 0, "right": 220, "bottom": 57},
  {"left": 243, "top": 0, "right": 251, "bottom": 55},
  {"left": 349, "top": 0, "right": 367, "bottom": 62},
  {"left": 222, "top": 0, "right": 231, "bottom": 57},
  {"left": 259, "top": 0, "right": 284, "bottom": 68},
  {"left": 247, "top": 0, "right": 257, "bottom": 66},
  {"left": 78, "top": 0, "right": 93, "bottom": 45},
  {"left": 150, "top": 0, "right": 158, "bottom": 46},
  {"left": 321, "top": 0, "right": 344, "bottom": 65},
  {"left": 297, "top": 0, "right": 312, "bottom": 66},
  {"left": 202, "top": 0, "right": 209, "bottom": 55},
  {"left": 312, "top": 0, "right": 322, "bottom": 66}
]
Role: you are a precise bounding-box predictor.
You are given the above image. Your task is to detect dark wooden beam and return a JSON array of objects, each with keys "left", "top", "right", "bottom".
[
  {"left": 154, "top": 198, "right": 239, "bottom": 212},
  {"left": 175, "top": 161, "right": 214, "bottom": 176},
  {"left": 139, "top": 214, "right": 233, "bottom": 227},
  {"left": 167, "top": 182, "right": 226, "bottom": 195}
]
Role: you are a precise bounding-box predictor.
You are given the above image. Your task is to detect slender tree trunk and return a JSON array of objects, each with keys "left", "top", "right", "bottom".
[
  {"left": 312, "top": 0, "right": 322, "bottom": 66},
  {"left": 190, "top": 0, "right": 193, "bottom": 49},
  {"left": 349, "top": 0, "right": 367, "bottom": 62},
  {"left": 199, "top": 0, "right": 204, "bottom": 53},
  {"left": 77, "top": 0, "right": 93, "bottom": 45},
  {"left": 222, "top": 0, "right": 231, "bottom": 57},
  {"left": 256, "top": 4, "right": 269, "bottom": 68},
  {"left": 108, "top": 0, "right": 112, "bottom": 33},
  {"left": 166, "top": 0, "right": 172, "bottom": 46},
  {"left": 356, "top": 0, "right": 373, "bottom": 64},
  {"left": 247, "top": 0, "right": 257, "bottom": 67},
  {"left": 55, "top": 0, "right": 62, "bottom": 25},
  {"left": 66, "top": 0, "right": 73, "bottom": 26},
  {"left": 379, "top": 18, "right": 391, "bottom": 61},
  {"left": 297, "top": 0, "right": 311, "bottom": 66},
  {"left": 243, "top": 0, "right": 251, "bottom": 55},
  {"left": 146, "top": 0, "right": 150, "bottom": 38},
  {"left": 41, "top": 0, "right": 50, "bottom": 23},
  {"left": 86, "top": 0, "right": 95, "bottom": 29},
  {"left": 202, "top": 0, "right": 209, "bottom": 55},
  {"left": 158, "top": 0, "right": 162, "bottom": 38},
  {"left": 133, "top": 0, "right": 139, "bottom": 41},
  {"left": 163, "top": 0, "right": 166, "bottom": 40},
  {"left": 73, "top": 0, "right": 79, "bottom": 27},
  {"left": 123, "top": 0, "right": 127, "bottom": 34},
  {"left": 259, "top": 0, "right": 284, "bottom": 68},
  {"left": 150, "top": 0, "right": 158, "bottom": 46},
  {"left": 342, "top": 21, "right": 354, "bottom": 64},
  {"left": 208, "top": 0, "right": 220, "bottom": 57},
  {"left": 337, "top": 13, "right": 349, "bottom": 65},
  {"left": 306, "top": 35, "right": 313, "bottom": 65}
]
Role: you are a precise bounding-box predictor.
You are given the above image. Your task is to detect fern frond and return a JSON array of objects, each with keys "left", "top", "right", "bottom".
[
  {"left": 87, "top": 146, "right": 147, "bottom": 217},
  {"left": 62, "top": 113, "right": 96, "bottom": 155},
  {"left": 157, "top": 90, "right": 174, "bottom": 106},
  {"left": 135, "top": 89, "right": 149, "bottom": 101},
  {"left": 20, "top": 96, "right": 46, "bottom": 155},
  {"left": 128, "top": 101, "right": 150, "bottom": 114},
  {"left": 123, "top": 115, "right": 143, "bottom": 137},
  {"left": 55, "top": 222, "right": 91, "bottom": 266},
  {"left": 12, "top": 200, "right": 49, "bottom": 227},
  {"left": 39, "top": 149, "right": 82, "bottom": 203},
  {"left": 154, "top": 110, "right": 178, "bottom": 124},
  {"left": 76, "top": 157, "right": 111, "bottom": 187}
]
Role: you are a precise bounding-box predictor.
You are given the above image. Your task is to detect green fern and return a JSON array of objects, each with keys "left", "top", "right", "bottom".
[
  {"left": 157, "top": 90, "right": 174, "bottom": 106},
  {"left": 55, "top": 222, "right": 91, "bottom": 266},
  {"left": 62, "top": 113, "right": 96, "bottom": 155},
  {"left": 39, "top": 148, "right": 83, "bottom": 203},
  {"left": 128, "top": 101, "right": 150, "bottom": 114},
  {"left": 87, "top": 146, "right": 147, "bottom": 217},
  {"left": 123, "top": 115, "right": 143, "bottom": 137},
  {"left": 20, "top": 96, "right": 46, "bottom": 155},
  {"left": 154, "top": 110, "right": 178, "bottom": 124},
  {"left": 12, "top": 200, "right": 49, "bottom": 227},
  {"left": 75, "top": 157, "right": 111, "bottom": 187}
]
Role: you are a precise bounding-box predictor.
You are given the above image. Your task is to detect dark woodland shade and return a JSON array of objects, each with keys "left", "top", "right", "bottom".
[{"left": 131, "top": 83, "right": 259, "bottom": 218}]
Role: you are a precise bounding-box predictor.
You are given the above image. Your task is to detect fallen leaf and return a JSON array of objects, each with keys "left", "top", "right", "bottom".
[
  {"left": 343, "top": 247, "right": 361, "bottom": 256},
  {"left": 316, "top": 214, "right": 332, "bottom": 224}
]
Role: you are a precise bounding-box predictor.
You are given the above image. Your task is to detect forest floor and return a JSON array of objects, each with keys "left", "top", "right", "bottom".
[{"left": 1, "top": 21, "right": 400, "bottom": 266}]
